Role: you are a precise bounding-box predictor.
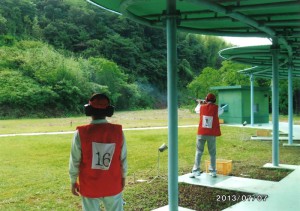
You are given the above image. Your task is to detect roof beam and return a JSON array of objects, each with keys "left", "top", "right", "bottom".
[
  {"left": 230, "top": 1, "right": 300, "bottom": 12},
  {"left": 192, "top": 0, "right": 293, "bottom": 56}
]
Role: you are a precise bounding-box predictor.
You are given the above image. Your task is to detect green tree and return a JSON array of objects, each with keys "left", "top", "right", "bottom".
[
  {"left": 0, "top": 0, "right": 36, "bottom": 37},
  {"left": 203, "top": 36, "right": 228, "bottom": 68},
  {"left": 178, "top": 59, "right": 194, "bottom": 90},
  {"left": 0, "top": 69, "right": 57, "bottom": 117},
  {"left": 178, "top": 33, "right": 206, "bottom": 74},
  {"left": 0, "top": 40, "right": 93, "bottom": 116},
  {"left": 187, "top": 67, "right": 221, "bottom": 99},
  {"left": 187, "top": 61, "right": 250, "bottom": 99},
  {"left": 0, "top": 14, "right": 7, "bottom": 34},
  {"left": 218, "top": 61, "right": 250, "bottom": 86},
  {"left": 87, "top": 57, "right": 141, "bottom": 109}
]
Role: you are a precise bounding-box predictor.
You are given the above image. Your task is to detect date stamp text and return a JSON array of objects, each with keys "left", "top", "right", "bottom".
[{"left": 217, "top": 194, "right": 268, "bottom": 202}]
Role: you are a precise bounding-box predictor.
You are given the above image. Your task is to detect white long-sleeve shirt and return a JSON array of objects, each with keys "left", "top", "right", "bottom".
[{"left": 68, "top": 119, "right": 127, "bottom": 184}]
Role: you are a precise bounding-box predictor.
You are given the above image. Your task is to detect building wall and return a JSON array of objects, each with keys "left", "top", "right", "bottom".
[
  {"left": 218, "top": 89, "right": 243, "bottom": 123},
  {"left": 213, "top": 86, "right": 269, "bottom": 124}
]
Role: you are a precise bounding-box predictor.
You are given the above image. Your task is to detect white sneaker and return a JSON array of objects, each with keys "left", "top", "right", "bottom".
[{"left": 189, "top": 170, "right": 201, "bottom": 178}]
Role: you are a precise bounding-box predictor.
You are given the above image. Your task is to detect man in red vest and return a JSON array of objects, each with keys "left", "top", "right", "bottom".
[
  {"left": 190, "top": 93, "right": 225, "bottom": 178},
  {"left": 69, "top": 93, "right": 127, "bottom": 211}
]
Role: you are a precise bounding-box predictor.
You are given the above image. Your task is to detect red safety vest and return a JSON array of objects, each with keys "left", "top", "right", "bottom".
[
  {"left": 197, "top": 103, "right": 221, "bottom": 136},
  {"left": 77, "top": 123, "right": 123, "bottom": 198}
]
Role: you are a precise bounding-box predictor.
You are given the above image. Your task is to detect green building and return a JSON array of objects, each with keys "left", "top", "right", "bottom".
[{"left": 211, "top": 85, "right": 270, "bottom": 124}]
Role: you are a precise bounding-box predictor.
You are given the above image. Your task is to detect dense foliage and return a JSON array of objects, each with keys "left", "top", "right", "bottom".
[
  {"left": 0, "top": 0, "right": 299, "bottom": 117},
  {"left": 0, "top": 40, "right": 141, "bottom": 117}
]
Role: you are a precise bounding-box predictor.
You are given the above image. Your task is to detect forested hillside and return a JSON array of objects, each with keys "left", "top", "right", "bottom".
[{"left": 0, "top": 0, "right": 299, "bottom": 117}]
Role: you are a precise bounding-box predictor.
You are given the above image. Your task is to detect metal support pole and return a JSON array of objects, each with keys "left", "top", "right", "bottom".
[
  {"left": 271, "top": 38, "right": 279, "bottom": 166},
  {"left": 288, "top": 64, "right": 293, "bottom": 145},
  {"left": 166, "top": 0, "right": 178, "bottom": 210},
  {"left": 250, "top": 74, "right": 254, "bottom": 126}
]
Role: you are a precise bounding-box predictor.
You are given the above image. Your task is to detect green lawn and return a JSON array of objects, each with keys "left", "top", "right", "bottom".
[
  {"left": 0, "top": 109, "right": 198, "bottom": 134},
  {"left": 0, "top": 109, "right": 299, "bottom": 210}
]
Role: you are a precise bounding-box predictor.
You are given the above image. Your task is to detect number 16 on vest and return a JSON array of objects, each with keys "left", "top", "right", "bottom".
[{"left": 92, "top": 142, "right": 116, "bottom": 170}]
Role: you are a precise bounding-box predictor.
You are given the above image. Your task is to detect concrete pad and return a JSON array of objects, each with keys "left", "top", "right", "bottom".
[
  {"left": 152, "top": 205, "right": 195, "bottom": 211},
  {"left": 283, "top": 143, "right": 300, "bottom": 147},
  {"left": 222, "top": 194, "right": 300, "bottom": 211},
  {"left": 223, "top": 166, "right": 300, "bottom": 211},
  {"left": 179, "top": 173, "right": 232, "bottom": 187},
  {"left": 178, "top": 173, "right": 277, "bottom": 194},
  {"left": 263, "top": 163, "right": 299, "bottom": 170},
  {"left": 214, "top": 177, "right": 277, "bottom": 194},
  {"left": 250, "top": 136, "right": 300, "bottom": 141},
  {"left": 178, "top": 165, "right": 300, "bottom": 211},
  {"left": 224, "top": 122, "right": 300, "bottom": 140}
]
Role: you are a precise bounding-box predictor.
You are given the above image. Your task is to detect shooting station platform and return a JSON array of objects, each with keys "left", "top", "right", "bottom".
[{"left": 177, "top": 164, "right": 300, "bottom": 211}]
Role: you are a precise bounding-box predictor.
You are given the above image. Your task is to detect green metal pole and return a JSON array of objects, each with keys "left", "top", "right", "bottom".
[
  {"left": 271, "top": 38, "right": 279, "bottom": 166},
  {"left": 288, "top": 63, "right": 293, "bottom": 145},
  {"left": 250, "top": 74, "right": 254, "bottom": 126},
  {"left": 166, "top": 0, "right": 178, "bottom": 210}
]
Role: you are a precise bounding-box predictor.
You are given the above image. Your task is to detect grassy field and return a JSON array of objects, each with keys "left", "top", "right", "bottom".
[
  {"left": 0, "top": 109, "right": 198, "bottom": 134},
  {"left": 0, "top": 109, "right": 299, "bottom": 210}
]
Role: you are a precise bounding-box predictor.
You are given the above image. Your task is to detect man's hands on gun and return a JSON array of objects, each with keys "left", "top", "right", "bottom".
[
  {"left": 196, "top": 99, "right": 207, "bottom": 104},
  {"left": 188, "top": 96, "right": 207, "bottom": 104}
]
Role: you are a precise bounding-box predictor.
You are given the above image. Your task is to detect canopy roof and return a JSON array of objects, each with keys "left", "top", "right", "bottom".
[
  {"left": 239, "top": 66, "right": 300, "bottom": 79},
  {"left": 89, "top": 0, "right": 300, "bottom": 37},
  {"left": 219, "top": 44, "right": 300, "bottom": 78},
  {"left": 90, "top": 1, "right": 299, "bottom": 43}
]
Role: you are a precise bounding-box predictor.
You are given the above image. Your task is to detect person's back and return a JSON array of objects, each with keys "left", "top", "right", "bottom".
[
  {"left": 77, "top": 123, "right": 123, "bottom": 198},
  {"left": 190, "top": 93, "right": 223, "bottom": 178},
  {"left": 198, "top": 103, "right": 221, "bottom": 136},
  {"left": 69, "top": 93, "right": 127, "bottom": 211}
]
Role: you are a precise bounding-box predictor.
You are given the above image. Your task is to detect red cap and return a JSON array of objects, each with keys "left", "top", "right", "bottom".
[
  {"left": 89, "top": 98, "right": 109, "bottom": 109},
  {"left": 205, "top": 93, "right": 216, "bottom": 102}
]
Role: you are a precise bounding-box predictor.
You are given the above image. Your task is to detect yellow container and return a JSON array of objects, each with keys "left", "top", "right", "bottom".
[
  {"left": 256, "top": 129, "right": 271, "bottom": 137},
  {"left": 205, "top": 159, "right": 232, "bottom": 175}
]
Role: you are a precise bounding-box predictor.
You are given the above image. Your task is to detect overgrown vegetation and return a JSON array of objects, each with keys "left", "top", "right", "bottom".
[
  {"left": 1, "top": 0, "right": 300, "bottom": 118},
  {"left": 0, "top": 0, "right": 231, "bottom": 117}
]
